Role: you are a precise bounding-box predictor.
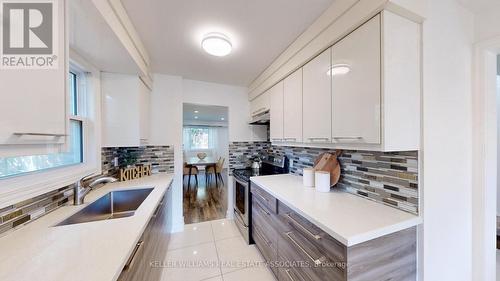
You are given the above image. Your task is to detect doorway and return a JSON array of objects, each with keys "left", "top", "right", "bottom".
[
  {"left": 182, "top": 103, "right": 229, "bottom": 224},
  {"left": 473, "top": 38, "right": 500, "bottom": 280}
]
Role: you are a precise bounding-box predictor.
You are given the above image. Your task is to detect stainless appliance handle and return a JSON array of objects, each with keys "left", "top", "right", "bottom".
[
  {"left": 285, "top": 231, "right": 322, "bottom": 266},
  {"left": 286, "top": 213, "right": 321, "bottom": 240}
]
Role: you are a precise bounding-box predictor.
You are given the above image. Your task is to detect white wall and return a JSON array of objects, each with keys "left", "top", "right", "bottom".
[
  {"left": 149, "top": 74, "right": 267, "bottom": 230},
  {"left": 474, "top": 2, "right": 500, "bottom": 43},
  {"left": 497, "top": 75, "right": 500, "bottom": 216},
  {"left": 149, "top": 74, "right": 184, "bottom": 231},
  {"left": 182, "top": 79, "right": 267, "bottom": 142},
  {"left": 422, "top": 0, "right": 474, "bottom": 280}
]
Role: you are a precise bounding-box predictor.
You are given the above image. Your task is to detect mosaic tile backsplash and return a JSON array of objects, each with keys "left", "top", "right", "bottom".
[
  {"left": 0, "top": 145, "right": 174, "bottom": 236},
  {"left": 267, "top": 146, "right": 419, "bottom": 214},
  {"left": 228, "top": 141, "right": 271, "bottom": 172},
  {"left": 102, "top": 146, "right": 174, "bottom": 177}
]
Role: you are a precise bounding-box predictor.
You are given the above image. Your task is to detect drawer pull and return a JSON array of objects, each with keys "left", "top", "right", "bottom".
[
  {"left": 254, "top": 225, "right": 272, "bottom": 246},
  {"left": 123, "top": 241, "right": 144, "bottom": 270},
  {"left": 258, "top": 205, "right": 271, "bottom": 216},
  {"left": 285, "top": 269, "right": 296, "bottom": 281},
  {"left": 255, "top": 192, "right": 269, "bottom": 203},
  {"left": 285, "top": 231, "right": 322, "bottom": 266},
  {"left": 286, "top": 213, "right": 321, "bottom": 240}
]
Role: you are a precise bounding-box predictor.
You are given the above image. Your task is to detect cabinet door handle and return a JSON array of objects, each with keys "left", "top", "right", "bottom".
[
  {"left": 307, "top": 137, "right": 330, "bottom": 142},
  {"left": 286, "top": 213, "right": 321, "bottom": 240},
  {"left": 333, "top": 136, "right": 363, "bottom": 140},
  {"left": 285, "top": 231, "right": 322, "bottom": 266},
  {"left": 284, "top": 138, "right": 297, "bottom": 142},
  {"left": 285, "top": 269, "right": 296, "bottom": 281},
  {"left": 271, "top": 138, "right": 283, "bottom": 142},
  {"left": 13, "top": 132, "right": 67, "bottom": 137},
  {"left": 123, "top": 241, "right": 144, "bottom": 270},
  {"left": 153, "top": 202, "right": 163, "bottom": 218}
]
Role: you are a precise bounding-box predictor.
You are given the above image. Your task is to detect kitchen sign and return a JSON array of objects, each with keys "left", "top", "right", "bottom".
[
  {"left": 0, "top": 0, "right": 58, "bottom": 69},
  {"left": 119, "top": 165, "right": 152, "bottom": 182}
]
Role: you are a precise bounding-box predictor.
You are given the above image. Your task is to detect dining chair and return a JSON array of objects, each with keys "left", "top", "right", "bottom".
[
  {"left": 206, "top": 157, "right": 225, "bottom": 187},
  {"left": 183, "top": 162, "right": 198, "bottom": 190}
]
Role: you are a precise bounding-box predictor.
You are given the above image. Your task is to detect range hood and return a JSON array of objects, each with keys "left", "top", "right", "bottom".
[{"left": 249, "top": 109, "right": 270, "bottom": 125}]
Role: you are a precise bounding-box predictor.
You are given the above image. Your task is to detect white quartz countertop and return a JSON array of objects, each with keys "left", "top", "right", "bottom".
[
  {"left": 0, "top": 174, "right": 174, "bottom": 281},
  {"left": 250, "top": 174, "right": 422, "bottom": 246}
]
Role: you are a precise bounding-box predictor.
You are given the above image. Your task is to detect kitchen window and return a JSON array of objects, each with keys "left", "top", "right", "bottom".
[
  {"left": 0, "top": 70, "right": 85, "bottom": 179},
  {"left": 183, "top": 127, "right": 216, "bottom": 150}
]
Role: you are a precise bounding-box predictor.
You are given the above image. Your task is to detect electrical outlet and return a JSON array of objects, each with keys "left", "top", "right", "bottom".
[
  {"left": 113, "top": 157, "right": 119, "bottom": 167},
  {"left": 290, "top": 160, "right": 294, "bottom": 168}
]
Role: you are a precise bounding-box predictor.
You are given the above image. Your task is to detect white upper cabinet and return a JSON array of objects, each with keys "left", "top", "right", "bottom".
[
  {"left": 269, "top": 81, "right": 284, "bottom": 142},
  {"left": 283, "top": 68, "right": 303, "bottom": 143},
  {"left": 260, "top": 11, "right": 420, "bottom": 152},
  {"left": 250, "top": 90, "right": 270, "bottom": 118},
  {"left": 332, "top": 15, "right": 381, "bottom": 145},
  {"left": 0, "top": 0, "right": 68, "bottom": 153},
  {"left": 303, "top": 48, "right": 332, "bottom": 143},
  {"left": 330, "top": 11, "right": 420, "bottom": 151},
  {"left": 102, "top": 73, "right": 150, "bottom": 147}
]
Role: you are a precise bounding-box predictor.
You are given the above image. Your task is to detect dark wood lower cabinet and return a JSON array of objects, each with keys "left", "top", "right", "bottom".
[
  {"left": 250, "top": 184, "right": 417, "bottom": 281},
  {"left": 118, "top": 186, "right": 172, "bottom": 281}
]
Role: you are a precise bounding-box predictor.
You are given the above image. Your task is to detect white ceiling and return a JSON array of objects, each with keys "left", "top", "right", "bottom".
[
  {"left": 183, "top": 103, "right": 229, "bottom": 124},
  {"left": 121, "top": 0, "right": 334, "bottom": 86},
  {"left": 457, "top": 0, "right": 500, "bottom": 14},
  {"left": 69, "top": 0, "right": 140, "bottom": 74}
]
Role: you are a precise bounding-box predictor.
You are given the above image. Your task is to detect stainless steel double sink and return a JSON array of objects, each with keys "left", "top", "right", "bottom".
[{"left": 55, "top": 187, "right": 154, "bottom": 226}]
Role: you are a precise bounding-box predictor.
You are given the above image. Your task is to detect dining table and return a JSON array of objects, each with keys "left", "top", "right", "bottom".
[{"left": 186, "top": 156, "right": 219, "bottom": 188}]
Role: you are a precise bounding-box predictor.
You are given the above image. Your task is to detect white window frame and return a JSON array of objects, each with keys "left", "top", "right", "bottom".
[{"left": 0, "top": 50, "right": 102, "bottom": 209}]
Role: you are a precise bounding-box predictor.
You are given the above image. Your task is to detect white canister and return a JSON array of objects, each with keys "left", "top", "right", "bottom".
[
  {"left": 315, "top": 171, "right": 331, "bottom": 193},
  {"left": 303, "top": 168, "right": 315, "bottom": 187}
]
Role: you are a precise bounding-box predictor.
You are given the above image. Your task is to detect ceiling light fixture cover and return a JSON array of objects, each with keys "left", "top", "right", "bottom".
[
  {"left": 202, "top": 33, "right": 232, "bottom": 57},
  {"left": 327, "top": 64, "right": 351, "bottom": 76}
]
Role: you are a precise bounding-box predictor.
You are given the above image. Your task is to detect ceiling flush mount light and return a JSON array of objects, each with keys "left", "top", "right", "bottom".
[
  {"left": 202, "top": 33, "right": 232, "bottom": 57},
  {"left": 327, "top": 64, "right": 351, "bottom": 76},
  {"left": 194, "top": 116, "right": 198, "bottom": 119},
  {"left": 194, "top": 110, "right": 199, "bottom": 113},
  {"left": 220, "top": 117, "right": 225, "bottom": 121}
]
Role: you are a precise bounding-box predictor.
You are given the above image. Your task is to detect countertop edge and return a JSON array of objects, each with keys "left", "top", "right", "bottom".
[{"left": 250, "top": 175, "right": 422, "bottom": 247}]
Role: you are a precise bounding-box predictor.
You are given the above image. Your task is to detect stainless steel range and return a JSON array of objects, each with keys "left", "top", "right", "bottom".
[{"left": 232, "top": 155, "right": 289, "bottom": 244}]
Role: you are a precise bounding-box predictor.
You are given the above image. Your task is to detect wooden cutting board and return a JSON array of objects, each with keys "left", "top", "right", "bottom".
[{"left": 313, "top": 150, "right": 342, "bottom": 186}]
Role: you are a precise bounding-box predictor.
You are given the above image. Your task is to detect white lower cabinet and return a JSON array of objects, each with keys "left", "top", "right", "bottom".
[
  {"left": 283, "top": 69, "right": 303, "bottom": 143},
  {"left": 302, "top": 48, "right": 332, "bottom": 144},
  {"left": 269, "top": 81, "right": 284, "bottom": 142},
  {"left": 102, "top": 73, "right": 151, "bottom": 147}
]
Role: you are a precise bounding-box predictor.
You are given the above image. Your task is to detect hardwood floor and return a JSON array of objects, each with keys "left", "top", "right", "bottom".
[{"left": 183, "top": 169, "right": 228, "bottom": 224}]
